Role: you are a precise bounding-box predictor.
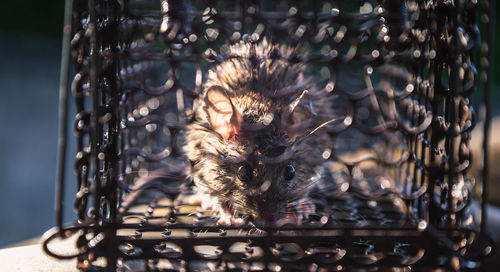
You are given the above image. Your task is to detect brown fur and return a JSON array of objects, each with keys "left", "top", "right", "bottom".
[{"left": 184, "top": 39, "right": 332, "bottom": 224}]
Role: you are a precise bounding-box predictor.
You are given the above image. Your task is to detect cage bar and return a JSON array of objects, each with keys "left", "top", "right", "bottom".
[{"left": 43, "top": 0, "right": 495, "bottom": 271}]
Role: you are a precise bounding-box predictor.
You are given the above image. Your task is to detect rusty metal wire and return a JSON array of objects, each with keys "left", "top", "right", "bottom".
[{"left": 43, "top": 0, "right": 495, "bottom": 271}]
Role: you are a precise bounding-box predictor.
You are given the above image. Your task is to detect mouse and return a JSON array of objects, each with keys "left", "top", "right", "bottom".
[{"left": 183, "top": 39, "right": 333, "bottom": 226}]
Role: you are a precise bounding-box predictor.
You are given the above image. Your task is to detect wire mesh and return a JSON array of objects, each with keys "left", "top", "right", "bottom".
[{"left": 43, "top": 0, "right": 495, "bottom": 271}]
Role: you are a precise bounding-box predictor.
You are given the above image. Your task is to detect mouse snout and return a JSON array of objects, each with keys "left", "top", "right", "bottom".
[
  {"left": 259, "top": 208, "right": 280, "bottom": 223},
  {"left": 254, "top": 201, "right": 292, "bottom": 226}
]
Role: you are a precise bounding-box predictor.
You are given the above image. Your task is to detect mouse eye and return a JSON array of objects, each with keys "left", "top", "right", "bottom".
[
  {"left": 237, "top": 163, "right": 253, "bottom": 182},
  {"left": 284, "top": 164, "right": 295, "bottom": 180}
]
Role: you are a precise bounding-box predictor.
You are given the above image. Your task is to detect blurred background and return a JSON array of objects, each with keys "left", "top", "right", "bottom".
[
  {"left": 0, "top": 1, "right": 499, "bottom": 248},
  {"left": 0, "top": 1, "right": 74, "bottom": 247}
]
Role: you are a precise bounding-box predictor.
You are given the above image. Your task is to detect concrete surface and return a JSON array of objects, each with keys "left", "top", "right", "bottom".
[{"left": 0, "top": 244, "right": 78, "bottom": 272}]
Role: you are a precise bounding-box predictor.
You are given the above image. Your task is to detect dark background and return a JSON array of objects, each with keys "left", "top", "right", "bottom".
[
  {"left": 0, "top": 1, "right": 67, "bottom": 246},
  {"left": 0, "top": 1, "right": 498, "bottom": 247}
]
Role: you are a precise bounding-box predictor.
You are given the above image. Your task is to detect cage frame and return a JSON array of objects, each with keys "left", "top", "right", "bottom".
[{"left": 43, "top": 0, "right": 496, "bottom": 271}]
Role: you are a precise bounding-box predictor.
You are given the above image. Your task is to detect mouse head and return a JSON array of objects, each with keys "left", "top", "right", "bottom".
[
  {"left": 186, "top": 85, "right": 323, "bottom": 225},
  {"left": 185, "top": 40, "right": 329, "bottom": 225}
]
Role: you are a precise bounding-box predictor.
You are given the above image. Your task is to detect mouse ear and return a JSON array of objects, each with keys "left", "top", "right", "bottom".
[
  {"left": 204, "top": 86, "right": 243, "bottom": 141},
  {"left": 281, "top": 106, "right": 312, "bottom": 142}
]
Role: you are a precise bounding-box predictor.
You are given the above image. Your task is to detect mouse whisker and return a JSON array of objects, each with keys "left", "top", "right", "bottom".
[
  {"left": 308, "top": 117, "right": 341, "bottom": 136},
  {"left": 293, "top": 117, "right": 342, "bottom": 146},
  {"left": 291, "top": 179, "right": 321, "bottom": 195}
]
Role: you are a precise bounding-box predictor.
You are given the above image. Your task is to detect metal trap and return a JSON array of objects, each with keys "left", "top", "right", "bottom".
[{"left": 43, "top": 0, "right": 495, "bottom": 271}]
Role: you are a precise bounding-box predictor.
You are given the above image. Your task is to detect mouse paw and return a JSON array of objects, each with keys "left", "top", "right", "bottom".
[
  {"left": 187, "top": 192, "right": 246, "bottom": 226},
  {"left": 187, "top": 192, "right": 220, "bottom": 211},
  {"left": 217, "top": 210, "right": 245, "bottom": 226},
  {"left": 292, "top": 198, "right": 316, "bottom": 221},
  {"left": 275, "top": 198, "right": 316, "bottom": 226}
]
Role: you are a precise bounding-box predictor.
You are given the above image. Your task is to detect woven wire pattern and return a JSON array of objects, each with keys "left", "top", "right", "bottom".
[{"left": 42, "top": 0, "right": 494, "bottom": 271}]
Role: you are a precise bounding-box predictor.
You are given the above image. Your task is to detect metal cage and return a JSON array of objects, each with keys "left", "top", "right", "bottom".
[{"left": 43, "top": 0, "right": 495, "bottom": 271}]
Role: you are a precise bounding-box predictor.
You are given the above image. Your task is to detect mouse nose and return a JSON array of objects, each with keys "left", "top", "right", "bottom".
[
  {"left": 259, "top": 209, "right": 279, "bottom": 223},
  {"left": 255, "top": 204, "right": 293, "bottom": 226}
]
